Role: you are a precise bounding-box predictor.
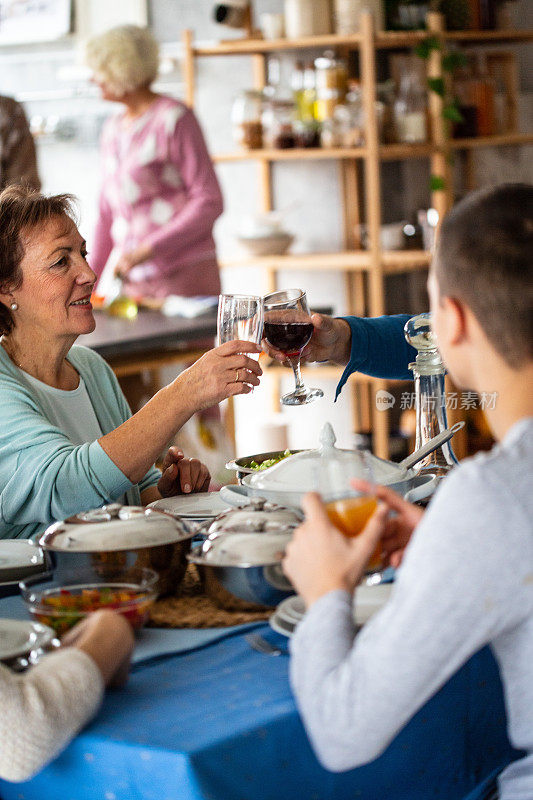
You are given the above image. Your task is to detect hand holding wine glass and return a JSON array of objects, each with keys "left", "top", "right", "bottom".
[{"left": 263, "top": 289, "right": 324, "bottom": 406}]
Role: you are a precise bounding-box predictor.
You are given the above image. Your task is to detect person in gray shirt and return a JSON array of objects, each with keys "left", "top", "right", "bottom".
[{"left": 283, "top": 184, "right": 533, "bottom": 800}]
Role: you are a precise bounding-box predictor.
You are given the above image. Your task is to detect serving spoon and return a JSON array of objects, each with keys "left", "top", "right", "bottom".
[{"left": 398, "top": 421, "right": 465, "bottom": 472}]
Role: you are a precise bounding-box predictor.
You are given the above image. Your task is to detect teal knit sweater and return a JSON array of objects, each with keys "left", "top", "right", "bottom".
[{"left": 0, "top": 344, "right": 160, "bottom": 539}]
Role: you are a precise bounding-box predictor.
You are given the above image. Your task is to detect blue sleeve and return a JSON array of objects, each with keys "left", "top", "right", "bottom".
[{"left": 335, "top": 315, "right": 416, "bottom": 400}]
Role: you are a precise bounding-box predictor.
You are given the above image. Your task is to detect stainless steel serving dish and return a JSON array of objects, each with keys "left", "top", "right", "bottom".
[
  {"left": 226, "top": 450, "right": 305, "bottom": 483},
  {"left": 188, "top": 498, "right": 301, "bottom": 610},
  {"left": 223, "top": 424, "right": 463, "bottom": 509},
  {"left": 39, "top": 504, "right": 195, "bottom": 597}
]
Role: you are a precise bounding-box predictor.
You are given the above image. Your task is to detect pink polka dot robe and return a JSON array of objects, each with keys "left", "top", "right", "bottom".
[{"left": 91, "top": 96, "right": 223, "bottom": 299}]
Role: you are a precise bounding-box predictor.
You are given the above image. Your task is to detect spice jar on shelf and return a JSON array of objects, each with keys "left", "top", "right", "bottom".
[
  {"left": 314, "top": 51, "right": 347, "bottom": 122},
  {"left": 284, "top": 0, "right": 332, "bottom": 38},
  {"left": 393, "top": 62, "right": 428, "bottom": 143},
  {"left": 262, "top": 98, "right": 297, "bottom": 148},
  {"left": 231, "top": 90, "right": 263, "bottom": 149}
]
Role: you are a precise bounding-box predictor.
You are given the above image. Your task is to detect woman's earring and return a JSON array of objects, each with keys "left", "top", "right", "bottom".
[{"left": 10, "top": 302, "right": 18, "bottom": 311}]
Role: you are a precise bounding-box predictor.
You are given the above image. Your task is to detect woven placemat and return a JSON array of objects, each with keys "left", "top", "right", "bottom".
[{"left": 148, "top": 564, "right": 272, "bottom": 629}]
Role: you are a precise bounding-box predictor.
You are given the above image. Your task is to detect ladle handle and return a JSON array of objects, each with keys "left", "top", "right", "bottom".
[{"left": 399, "top": 422, "right": 465, "bottom": 471}]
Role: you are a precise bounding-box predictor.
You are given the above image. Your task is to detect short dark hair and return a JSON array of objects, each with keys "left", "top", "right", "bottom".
[
  {"left": 0, "top": 185, "right": 78, "bottom": 335},
  {"left": 434, "top": 183, "right": 533, "bottom": 368}
]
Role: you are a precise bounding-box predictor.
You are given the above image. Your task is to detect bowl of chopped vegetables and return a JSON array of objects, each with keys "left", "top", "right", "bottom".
[
  {"left": 226, "top": 449, "right": 305, "bottom": 483},
  {"left": 19, "top": 567, "right": 158, "bottom": 636}
]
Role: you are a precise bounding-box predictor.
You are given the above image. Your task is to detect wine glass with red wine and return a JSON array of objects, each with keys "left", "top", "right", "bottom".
[{"left": 263, "top": 288, "right": 324, "bottom": 406}]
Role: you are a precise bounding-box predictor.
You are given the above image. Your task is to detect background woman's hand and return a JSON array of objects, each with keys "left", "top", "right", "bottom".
[
  {"left": 114, "top": 243, "right": 153, "bottom": 278},
  {"left": 157, "top": 446, "right": 211, "bottom": 496},
  {"left": 262, "top": 314, "right": 352, "bottom": 366},
  {"left": 178, "top": 340, "right": 262, "bottom": 412},
  {"left": 351, "top": 480, "right": 424, "bottom": 568}
]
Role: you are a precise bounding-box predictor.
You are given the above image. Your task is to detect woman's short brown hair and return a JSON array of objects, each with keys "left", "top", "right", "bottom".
[{"left": 0, "top": 185, "right": 78, "bottom": 335}]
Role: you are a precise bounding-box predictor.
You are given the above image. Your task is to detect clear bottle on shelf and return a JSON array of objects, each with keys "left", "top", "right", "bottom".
[
  {"left": 393, "top": 62, "right": 428, "bottom": 144},
  {"left": 231, "top": 90, "right": 263, "bottom": 149}
]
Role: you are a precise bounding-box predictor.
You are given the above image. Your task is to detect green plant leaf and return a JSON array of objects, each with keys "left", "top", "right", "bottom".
[
  {"left": 427, "top": 77, "right": 445, "bottom": 96},
  {"left": 414, "top": 36, "right": 441, "bottom": 59},
  {"left": 442, "top": 51, "right": 468, "bottom": 72},
  {"left": 430, "top": 175, "right": 446, "bottom": 192},
  {"left": 442, "top": 104, "right": 464, "bottom": 123}
]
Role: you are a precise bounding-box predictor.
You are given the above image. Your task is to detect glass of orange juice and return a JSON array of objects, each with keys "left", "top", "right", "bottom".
[{"left": 320, "top": 449, "right": 383, "bottom": 574}]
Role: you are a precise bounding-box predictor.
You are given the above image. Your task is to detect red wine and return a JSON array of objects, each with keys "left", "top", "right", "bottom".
[{"left": 264, "top": 321, "right": 313, "bottom": 356}]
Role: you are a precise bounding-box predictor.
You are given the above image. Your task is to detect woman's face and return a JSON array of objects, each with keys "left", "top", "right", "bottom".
[
  {"left": 91, "top": 75, "right": 123, "bottom": 103},
  {"left": 9, "top": 215, "right": 97, "bottom": 341}
]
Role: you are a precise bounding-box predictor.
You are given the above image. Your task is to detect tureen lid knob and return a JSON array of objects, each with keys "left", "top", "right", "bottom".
[{"left": 319, "top": 422, "right": 337, "bottom": 453}]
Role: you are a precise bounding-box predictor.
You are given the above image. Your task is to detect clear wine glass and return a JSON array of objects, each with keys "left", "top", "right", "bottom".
[
  {"left": 217, "top": 293, "right": 263, "bottom": 347},
  {"left": 263, "top": 288, "right": 324, "bottom": 406}
]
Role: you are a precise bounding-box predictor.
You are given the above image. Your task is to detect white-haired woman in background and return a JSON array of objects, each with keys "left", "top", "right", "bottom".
[{"left": 86, "top": 24, "right": 222, "bottom": 300}]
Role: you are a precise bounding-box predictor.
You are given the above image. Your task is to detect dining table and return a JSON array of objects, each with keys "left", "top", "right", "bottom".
[{"left": 0, "top": 590, "right": 520, "bottom": 800}]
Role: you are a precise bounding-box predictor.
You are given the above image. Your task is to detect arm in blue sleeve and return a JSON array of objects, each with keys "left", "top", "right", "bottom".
[{"left": 335, "top": 315, "right": 416, "bottom": 400}]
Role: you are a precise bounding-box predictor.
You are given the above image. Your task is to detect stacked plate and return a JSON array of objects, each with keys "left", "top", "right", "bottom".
[
  {"left": 148, "top": 491, "right": 231, "bottom": 521},
  {"left": 270, "top": 582, "right": 393, "bottom": 638},
  {"left": 0, "top": 540, "right": 47, "bottom": 598},
  {"left": 0, "top": 618, "right": 57, "bottom": 668}
]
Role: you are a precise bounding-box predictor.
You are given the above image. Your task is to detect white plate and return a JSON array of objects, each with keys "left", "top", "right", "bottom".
[
  {"left": 271, "top": 583, "right": 393, "bottom": 638},
  {"left": 353, "top": 582, "right": 393, "bottom": 625},
  {"left": 148, "top": 491, "right": 231, "bottom": 519},
  {"left": 269, "top": 609, "right": 296, "bottom": 638},
  {"left": 276, "top": 595, "right": 305, "bottom": 626},
  {"left": 0, "top": 540, "right": 44, "bottom": 582},
  {"left": 0, "top": 618, "right": 55, "bottom": 661}
]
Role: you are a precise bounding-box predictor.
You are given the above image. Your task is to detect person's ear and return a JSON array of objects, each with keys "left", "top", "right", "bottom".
[{"left": 440, "top": 296, "right": 467, "bottom": 347}]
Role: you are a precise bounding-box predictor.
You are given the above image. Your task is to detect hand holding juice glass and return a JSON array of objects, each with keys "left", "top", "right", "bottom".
[{"left": 320, "top": 449, "right": 383, "bottom": 574}]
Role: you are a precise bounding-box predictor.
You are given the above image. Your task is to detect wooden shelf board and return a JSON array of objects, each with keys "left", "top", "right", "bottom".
[
  {"left": 214, "top": 147, "right": 367, "bottom": 163},
  {"left": 220, "top": 249, "right": 431, "bottom": 272},
  {"left": 220, "top": 251, "right": 372, "bottom": 271},
  {"left": 193, "top": 29, "right": 533, "bottom": 57},
  {"left": 379, "top": 143, "right": 435, "bottom": 160},
  {"left": 382, "top": 250, "right": 432, "bottom": 272},
  {"left": 444, "top": 29, "right": 533, "bottom": 44},
  {"left": 194, "top": 33, "right": 363, "bottom": 56},
  {"left": 449, "top": 133, "right": 533, "bottom": 150}
]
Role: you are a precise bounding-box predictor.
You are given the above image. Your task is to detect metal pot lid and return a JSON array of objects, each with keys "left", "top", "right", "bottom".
[
  {"left": 40, "top": 505, "right": 193, "bottom": 552},
  {"left": 201, "top": 497, "right": 302, "bottom": 536},
  {"left": 247, "top": 423, "right": 408, "bottom": 493},
  {"left": 188, "top": 529, "right": 292, "bottom": 568}
]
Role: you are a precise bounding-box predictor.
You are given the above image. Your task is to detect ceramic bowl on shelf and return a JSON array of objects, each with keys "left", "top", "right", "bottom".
[{"left": 237, "top": 232, "right": 294, "bottom": 257}]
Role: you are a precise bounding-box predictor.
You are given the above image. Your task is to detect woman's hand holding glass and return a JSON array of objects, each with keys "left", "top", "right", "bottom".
[{"left": 178, "top": 339, "right": 262, "bottom": 412}]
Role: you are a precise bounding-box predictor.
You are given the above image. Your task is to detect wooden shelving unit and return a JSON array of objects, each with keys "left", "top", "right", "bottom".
[{"left": 182, "top": 19, "right": 533, "bottom": 459}]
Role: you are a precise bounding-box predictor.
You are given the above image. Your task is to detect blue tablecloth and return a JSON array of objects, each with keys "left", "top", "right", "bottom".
[{"left": 0, "top": 617, "right": 519, "bottom": 800}]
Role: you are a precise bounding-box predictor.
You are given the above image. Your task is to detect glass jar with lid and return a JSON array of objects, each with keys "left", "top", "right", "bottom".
[
  {"left": 393, "top": 62, "right": 428, "bottom": 144},
  {"left": 231, "top": 90, "right": 263, "bottom": 149},
  {"left": 262, "top": 97, "right": 296, "bottom": 148},
  {"left": 314, "top": 51, "right": 347, "bottom": 122},
  {"left": 284, "top": 0, "right": 332, "bottom": 38}
]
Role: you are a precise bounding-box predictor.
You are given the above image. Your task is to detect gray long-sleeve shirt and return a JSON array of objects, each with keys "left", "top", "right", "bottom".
[{"left": 290, "top": 417, "right": 533, "bottom": 800}]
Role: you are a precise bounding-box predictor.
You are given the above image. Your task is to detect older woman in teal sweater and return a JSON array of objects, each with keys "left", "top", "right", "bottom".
[{"left": 0, "top": 186, "right": 262, "bottom": 540}]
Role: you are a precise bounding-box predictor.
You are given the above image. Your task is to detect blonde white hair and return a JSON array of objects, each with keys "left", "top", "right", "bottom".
[{"left": 85, "top": 25, "right": 159, "bottom": 96}]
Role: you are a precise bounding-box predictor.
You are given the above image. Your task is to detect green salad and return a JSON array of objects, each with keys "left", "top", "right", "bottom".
[{"left": 248, "top": 449, "right": 292, "bottom": 470}]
